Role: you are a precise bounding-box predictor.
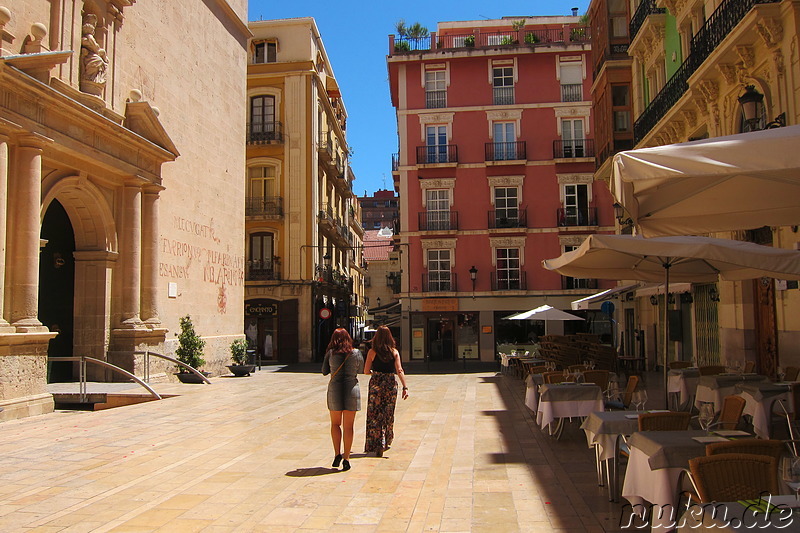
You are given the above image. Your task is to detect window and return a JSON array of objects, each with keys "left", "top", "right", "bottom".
[
  {"left": 560, "top": 62, "right": 583, "bottom": 102},
  {"left": 487, "top": 34, "right": 512, "bottom": 45},
  {"left": 425, "top": 125, "right": 449, "bottom": 163},
  {"left": 247, "top": 166, "right": 280, "bottom": 216},
  {"left": 609, "top": 0, "right": 628, "bottom": 38},
  {"left": 492, "top": 67, "right": 514, "bottom": 105},
  {"left": 425, "top": 70, "right": 447, "bottom": 108},
  {"left": 491, "top": 122, "right": 517, "bottom": 161},
  {"left": 254, "top": 41, "right": 277, "bottom": 64},
  {"left": 561, "top": 183, "right": 590, "bottom": 226},
  {"left": 562, "top": 245, "right": 593, "bottom": 289},
  {"left": 427, "top": 249, "right": 451, "bottom": 291},
  {"left": 612, "top": 85, "right": 631, "bottom": 132},
  {"left": 249, "top": 233, "right": 274, "bottom": 273},
  {"left": 494, "top": 187, "right": 519, "bottom": 228},
  {"left": 426, "top": 189, "right": 451, "bottom": 230},
  {"left": 561, "top": 118, "right": 585, "bottom": 157},
  {"left": 495, "top": 248, "right": 521, "bottom": 290},
  {"left": 250, "top": 95, "right": 276, "bottom": 140}
]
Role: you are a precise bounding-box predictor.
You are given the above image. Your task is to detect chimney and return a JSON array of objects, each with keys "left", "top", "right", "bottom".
[{"left": 572, "top": 7, "right": 579, "bottom": 16}]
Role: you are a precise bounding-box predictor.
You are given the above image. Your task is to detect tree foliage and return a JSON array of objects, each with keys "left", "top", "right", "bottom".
[{"left": 175, "top": 315, "right": 206, "bottom": 371}]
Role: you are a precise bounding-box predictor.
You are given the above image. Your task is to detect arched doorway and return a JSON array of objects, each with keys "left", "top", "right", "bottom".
[{"left": 39, "top": 200, "right": 76, "bottom": 382}]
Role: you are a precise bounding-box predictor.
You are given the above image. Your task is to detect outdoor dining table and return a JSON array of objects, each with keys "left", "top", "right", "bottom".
[
  {"left": 581, "top": 410, "right": 642, "bottom": 501},
  {"left": 735, "top": 381, "right": 796, "bottom": 438},
  {"left": 536, "top": 383, "right": 603, "bottom": 438},
  {"left": 622, "top": 430, "right": 718, "bottom": 532},
  {"left": 667, "top": 368, "right": 700, "bottom": 410},
  {"left": 694, "top": 374, "right": 769, "bottom": 412}
]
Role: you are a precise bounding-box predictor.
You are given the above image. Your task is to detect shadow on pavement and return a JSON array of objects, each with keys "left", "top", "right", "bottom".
[{"left": 285, "top": 467, "right": 340, "bottom": 477}]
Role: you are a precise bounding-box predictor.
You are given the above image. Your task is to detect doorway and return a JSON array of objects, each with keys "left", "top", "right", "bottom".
[
  {"left": 39, "top": 200, "right": 76, "bottom": 382},
  {"left": 427, "top": 317, "right": 455, "bottom": 361}
]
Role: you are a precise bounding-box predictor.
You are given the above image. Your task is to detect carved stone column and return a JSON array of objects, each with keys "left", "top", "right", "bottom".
[
  {"left": 120, "top": 180, "right": 143, "bottom": 327},
  {"left": 9, "top": 135, "right": 49, "bottom": 332},
  {"left": 140, "top": 187, "right": 162, "bottom": 325},
  {"left": 0, "top": 132, "right": 14, "bottom": 332}
]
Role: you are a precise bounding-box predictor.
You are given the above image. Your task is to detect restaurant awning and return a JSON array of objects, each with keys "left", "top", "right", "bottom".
[{"left": 570, "top": 283, "right": 640, "bottom": 310}]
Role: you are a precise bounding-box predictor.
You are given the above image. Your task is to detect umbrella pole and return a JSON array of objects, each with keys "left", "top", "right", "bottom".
[{"left": 663, "top": 264, "right": 671, "bottom": 409}]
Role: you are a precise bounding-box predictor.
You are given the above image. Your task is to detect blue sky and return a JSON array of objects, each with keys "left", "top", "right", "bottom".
[{"left": 247, "top": 1, "right": 590, "bottom": 196}]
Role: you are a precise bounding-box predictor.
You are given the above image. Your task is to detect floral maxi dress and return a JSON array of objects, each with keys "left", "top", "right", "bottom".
[{"left": 365, "top": 371, "right": 397, "bottom": 452}]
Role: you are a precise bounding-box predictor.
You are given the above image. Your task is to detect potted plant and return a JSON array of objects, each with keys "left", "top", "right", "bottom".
[
  {"left": 464, "top": 35, "right": 475, "bottom": 47},
  {"left": 174, "top": 315, "right": 208, "bottom": 383},
  {"left": 227, "top": 338, "right": 255, "bottom": 377},
  {"left": 524, "top": 32, "right": 540, "bottom": 45}
]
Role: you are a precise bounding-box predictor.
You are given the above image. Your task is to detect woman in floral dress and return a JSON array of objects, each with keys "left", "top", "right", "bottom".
[{"left": 363, "top": 326, "right": 408, "bottom": 456}]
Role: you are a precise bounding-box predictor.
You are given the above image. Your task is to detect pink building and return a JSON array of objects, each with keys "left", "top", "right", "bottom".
[{"left": 388, "top": 14, "right": 617, "bottom": 364}]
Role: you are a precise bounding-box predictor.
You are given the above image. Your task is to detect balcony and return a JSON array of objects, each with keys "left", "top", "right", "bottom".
[
  {"left": 488, "top": 208, "right": 527, "bottom": 229},
  {"left": 391, "top": 153, "right": 399, "bottom": 172},
  {"left": 395, "top": 27, "right": 587, "bottom": 54},
  {"left": 553, "top": 139, "right": 594, "bottom": 159},
  {"left": 416, "top": 144, "right": 458, "bottom": 165},
  {"left": 246, "top": 261, "right": 281, "bottom": 281},
  {"left": 387, "top": 273, "right": 401, "bottom": 294},
  {"left": 422, "top": 272, "right": 457, "bottom": 293},
  {"left": 493, "top": 86, "right": 515, "bottom": 105},
  {"left": 315, "top": 266, "right": 351, "bottom": 289},
  {"left": 245, "top": 196, "right": 283, "bottom": 217},
  {"left": 318, "top": 130, "right": 333, "bottom": 157},
  {"left": 633, "top": 0, "right": 780, "bottom": 143},
  {"left": 418, "top": 211, "right": 458, "bottom": 231},
  {"left": 629, "top": 0, "right": 666, "bottom": 42},
  {"left": 491, "top": 271, "right": 527, "bottom": 291},
  {"left": 557, "top": 206, "right": 598, "bottom": 227},
  {"left": 560, "top": 84, "right": 583, "bottom": 102},
  {"left": 247, "top": 122, "right": 283, "bottom": 144},
  {"left": 485, "top": 141, "right": 526, "bottom": 162},
  {"left": 426, "top": 90, "right": 447, "bottom": 109},
  {"left": 562, "top": 276, "right": 598, "bottom": 290}
]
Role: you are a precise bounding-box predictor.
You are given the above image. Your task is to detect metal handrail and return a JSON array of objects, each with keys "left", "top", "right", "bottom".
[
  {"left": 48, "top": 356, "right": 162, "bottom": 403},
  {"left": 132, "top": 350, "right": 212, "bottom": 384}
]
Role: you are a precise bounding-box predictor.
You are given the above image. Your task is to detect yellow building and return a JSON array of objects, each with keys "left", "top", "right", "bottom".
[
  {"left": 245, "top": 18, "right": 362, "bottom": 363},
  {"left": 623, "top": 0, "right": 800, "bottom": 372},
  {"left": 0, "top": 1, "right": 249, "bottom": 419}
]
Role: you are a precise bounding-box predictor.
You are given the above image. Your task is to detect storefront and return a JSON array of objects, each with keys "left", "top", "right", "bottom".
[{"left": 245, "top": 298, "right": 298, "bottom": 364}]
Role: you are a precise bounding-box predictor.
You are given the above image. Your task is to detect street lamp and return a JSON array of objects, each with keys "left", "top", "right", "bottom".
[
  {"left": 376, "top": 297, "right": 381, "bottom": 308},
  {"left": 738, "top": 85, "right": 764, "bottom": 132},
  {"left": 469, "top": 265, "right": 478, "bottom": 299}
]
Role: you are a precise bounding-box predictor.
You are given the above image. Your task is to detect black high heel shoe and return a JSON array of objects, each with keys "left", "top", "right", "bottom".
[
  {"left": 332, "top": 454, "right": 342, "bottom": 468},
  {"left": 341, "top": 459, "right": 351, "bottom": 471}
]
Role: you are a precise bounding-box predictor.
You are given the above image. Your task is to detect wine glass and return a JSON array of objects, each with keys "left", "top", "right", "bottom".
[
  {"left": 605, "top": 381, "right": 620, "bottom": 403},
  {"left": 563, "top": 368, "right": 570, "bottom": 382},
  {"left": 698, "top": 402, "right": 715, "bottom": 434},
  {"left": 637, "top": 390, "right": 648, "bottom": 411},
  {"left": 631, "top": 391, "right": 645, "bottom": 412},
  {"left": 777, "top": 367, "right": 786, "bottom": 382},
  {"left": 589, "top": 359, "right": 596, "bottom": 370},
  {"left": 781, "top": 456, "right": 800, "bottom": 500}
]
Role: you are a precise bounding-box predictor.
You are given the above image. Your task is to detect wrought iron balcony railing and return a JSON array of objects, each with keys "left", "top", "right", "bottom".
[
  {"left": 247, "top": 122, "right": 283, "bottom": 144},
  {"left": 553, "top": 138, "right": 595, "bottom": 159},
  {"left": 426, "top": 90, "right": 447, "bottom": 109},
  {"left": 485, "top": 141, "right": 526, "bottom": 161},
  {"left": 422, "top": 272, "right": 456, "bottom": 292},
  {"left": 562, "top": 276, "right": 598, "bottom": 290},
  {"left": 387, "top": 273, "right": 401, "bottom": 294},
  {"left": 416, "top": 144, "right": 458, "bottom": 164},
  {"left": 488, "top": 208, "right": 527, "bottom": 229},
  {"left": 561, "top": 83, "right": 583, "bottom": 102},
  {"left": 245, "top": 196, "right": 283, "bottom": 217},
  {"left": 246, "top": 261, "right": 281, "bottom": 281},
  {"left": 633, "top": 0, "right": 780, "bottom": 142},
  {"left": 491, "top": 271, "right": 527, "bottom": 291},
  {"left": 629, "top": 0, "right": 666, "bottom": 42},
  {"left": 418, "top": 211, "right": 458, "bottom": 231},
  {"left": 557, "top": 206, "right": 598, "bottom": 227},
  {"left": 391, "top": 152, "right": 399, "bottom": 171},
  {"left": 493, "top": 86, "right": 515, "bottom": 105},
  {"left": 393, "top": 26, "right": 588, "bottom": 54}
]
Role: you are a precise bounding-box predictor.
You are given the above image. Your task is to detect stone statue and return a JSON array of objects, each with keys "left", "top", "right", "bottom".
[{"left": 79, "top": 13, "right": 107, "bottom": 95}]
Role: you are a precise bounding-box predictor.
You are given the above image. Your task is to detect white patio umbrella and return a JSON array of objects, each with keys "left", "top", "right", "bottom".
[
  {"left": 504, "top": 305, "right": 584, "bottom": 335},
  {"left": 542, "top": 233, "right": 800, "bottom": 404},
  {"left": 611, "top": 125, "right": 800, "bottom": 237}
]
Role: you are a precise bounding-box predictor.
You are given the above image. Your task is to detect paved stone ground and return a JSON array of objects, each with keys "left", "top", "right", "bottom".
[{"left": 0, "top": 367, "right": 652, "bottom": 532}]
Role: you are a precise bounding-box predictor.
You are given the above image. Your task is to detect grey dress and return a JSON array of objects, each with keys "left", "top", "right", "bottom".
[{"left": 322, "top": 349, "right": 363, "bottom": 411}]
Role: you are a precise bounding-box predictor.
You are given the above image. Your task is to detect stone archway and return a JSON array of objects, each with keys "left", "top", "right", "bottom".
[{"left": 42, "top": 177, "right": 118, "bottom": 366}]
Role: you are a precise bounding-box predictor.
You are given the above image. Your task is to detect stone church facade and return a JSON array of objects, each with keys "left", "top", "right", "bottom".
[{"left": 0, "top": 0, "right": 249, "bottom": 420}]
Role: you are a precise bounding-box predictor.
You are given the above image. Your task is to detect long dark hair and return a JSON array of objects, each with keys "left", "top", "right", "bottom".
[
  {"left": 371, "top": 326, "right": 396, "bottom": 363},
  {"left": 326, "top": 328, "right": 353, "bottom": 355}
]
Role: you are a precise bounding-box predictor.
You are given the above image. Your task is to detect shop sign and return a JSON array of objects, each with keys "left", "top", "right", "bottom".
[
  {"left": 245, "top": 299, "right": 279, "bottom": 316},
  {"left": 421, "top": 298, "right": 458, "bottom": 312}
]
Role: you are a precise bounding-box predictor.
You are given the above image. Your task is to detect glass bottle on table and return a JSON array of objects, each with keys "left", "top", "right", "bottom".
[{"left": 781, "top": 455, "right": 800, "bottom": 501}]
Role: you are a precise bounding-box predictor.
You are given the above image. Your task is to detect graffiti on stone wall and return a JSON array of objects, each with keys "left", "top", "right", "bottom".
[{"left": 160, "top": 216, "right": 244, "bottom": 314}]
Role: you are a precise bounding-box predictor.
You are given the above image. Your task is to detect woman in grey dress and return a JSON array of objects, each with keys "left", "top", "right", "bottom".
[{"left": 322, "top": 328, "right": 363, "bottom": 471}]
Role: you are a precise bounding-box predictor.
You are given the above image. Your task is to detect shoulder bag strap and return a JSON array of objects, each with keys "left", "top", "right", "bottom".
[{"left": 329, "top": 351, "right": 352, "bottom": 381}]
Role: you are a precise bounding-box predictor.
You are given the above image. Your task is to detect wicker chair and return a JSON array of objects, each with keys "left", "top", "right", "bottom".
[
  {"left": 569, "top": 364, "right": 590, "bottom": 372},
  {"left": 668, "top": 361, "right": 692, "bottom": 370},
  {"left": 699, "top": 365, "right": 727, "bottom": 376},
  {"left": 785, "top": 366, "right": 800, "bottom": 381},
  {"left": 527, "top": 365, "right": 548, "bottom": 375},
  {"left": 688, "top": 453, "right": 779, "bottom": 503},
  {"left": 638, "top": 411, "right": 691, "bottom": 431},
  {"left": 706, "top": 439, "right": 785, "bottom": 463},
  {"left": 744, "top": 360, "right": 756, "bottom": 373},
  {"left": 605, "top": 375, "right": 639, "bottom": 409},
  {"left": 715, "top": 395, "right": 746, "bottom": 431},
  {"left": 543, "top": 371, "right": 576, "bottom": 384},
  {"left": 582, "top": 370, "right": 610, "bottom": 391}
]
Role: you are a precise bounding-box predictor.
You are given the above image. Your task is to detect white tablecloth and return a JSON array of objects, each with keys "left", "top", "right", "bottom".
[
  {"left": 738, "top": 384, "right": 794, "bottom": 439},
  {"left": 535, "top": 384, "right": 603, "bottom": 429},
  {"left": 694, "top": 375, "right": 769, "bottom": 412},
  {"left": 622, "top": 446, "right": 687, "bottom": 531},
  {"left": 667, "top": 370, "right": 699, "bottom": 407}
]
